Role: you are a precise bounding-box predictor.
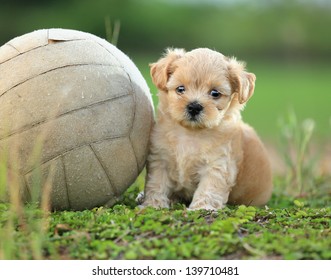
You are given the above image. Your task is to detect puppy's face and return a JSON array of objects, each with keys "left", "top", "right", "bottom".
[{"left": 150, "top": 48, "right": 256, "bottom": 129}]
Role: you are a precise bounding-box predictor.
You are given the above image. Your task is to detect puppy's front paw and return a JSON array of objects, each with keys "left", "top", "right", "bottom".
[
  {"left": 189, "top": 197, "right": 225, "bottom": 211},
  {"left": 188, "top": 203, "right": 224, "bottom": 211},
  {"left": 142, "top": 194, "right": 170, "bottom": 209}
]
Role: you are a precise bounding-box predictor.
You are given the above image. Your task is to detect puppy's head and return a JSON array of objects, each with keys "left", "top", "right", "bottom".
[{"left": 150, "top": 48, "right": 256, "bottom": 129}]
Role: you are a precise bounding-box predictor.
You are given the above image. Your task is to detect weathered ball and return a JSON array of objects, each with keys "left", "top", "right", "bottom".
[{"left": 0, "top": 29, "right": 154, "bottom": 210}]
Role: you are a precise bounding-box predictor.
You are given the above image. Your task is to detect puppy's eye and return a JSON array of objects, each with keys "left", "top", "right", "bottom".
[
  {"left": 210, "top": 89, "right": 222, "bottom": 99},
  {"left": 176, "top": 85, "right": 186, "bottom": 95}
]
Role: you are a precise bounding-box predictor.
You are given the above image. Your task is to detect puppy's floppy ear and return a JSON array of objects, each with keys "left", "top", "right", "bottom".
[
  {"left": 227, "top": 57, "right": 256, "bottom": 104},
  {"left": 150, "top": 48, "right": 185, "bottom": 91}
]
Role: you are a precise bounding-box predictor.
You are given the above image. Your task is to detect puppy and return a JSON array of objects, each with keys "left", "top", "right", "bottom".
[{"left": 142, "top": 48, "right": 272, "bottom": 210}]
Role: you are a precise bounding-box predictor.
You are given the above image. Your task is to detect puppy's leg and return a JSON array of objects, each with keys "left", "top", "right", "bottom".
[
  {"left": 189, "top": 175, "right": 230, "bottom": 210},
  {"left": 143, "top": 161, "right": 172, "bottom": 208},
  {"left": 189, "top": 160, "right": 236, "bottom": 210}
]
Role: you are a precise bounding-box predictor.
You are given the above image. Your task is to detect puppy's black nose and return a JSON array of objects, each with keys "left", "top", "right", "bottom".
[{"left": 187, "top": 101, "right": 203, "bottom": 117}]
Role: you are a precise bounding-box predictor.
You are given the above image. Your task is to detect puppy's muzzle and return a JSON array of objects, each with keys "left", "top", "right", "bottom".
[{"left": 186, "top": 101, "right": 203, "bottom": 120}]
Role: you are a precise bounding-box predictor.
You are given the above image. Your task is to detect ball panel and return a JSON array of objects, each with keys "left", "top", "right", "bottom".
[
  {"left": 85, "top": 30, "right": 154, "bottom": 107},
  {"left": 0, "top": 39, "right": 122, "bottom": 95},
  {"left": 130, "top": 82, "right": 155, "bottom": 171},
  {"left": 55, "top": 28, "right": 154, "bottom": 109},
  {"left": 0, "top": 94, "right": 134, "bottom": 174},
  {"left": 24, "top": 156, "right": 70, "bottom": 210},
  {"left": 91, "top": 137, "right": 138, "bottom": 194},
  {"left": 63, "top": 145, "right": 115, "bottom": 210},
  {"left": 0, "top": 65, "right": 132, "bottom": 139},
  {"left": 0, "top": 44, "right": 20, "bottom": 64},
  {"left": 3, "top": 29, "right": 48, "bottom": 56}
]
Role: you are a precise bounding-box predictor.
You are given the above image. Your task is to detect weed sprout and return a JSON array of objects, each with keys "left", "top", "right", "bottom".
[{"left": 278, "top": 110, "right": 316, "bottom": 196}]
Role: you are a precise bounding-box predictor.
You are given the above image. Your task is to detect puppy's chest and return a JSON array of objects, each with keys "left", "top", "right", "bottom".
[
  {"left": 165, "top": 133, "right": 233, "bottom": 187},
  {"left": 172, "top": 139, "right": 205, "bottom": 175}
]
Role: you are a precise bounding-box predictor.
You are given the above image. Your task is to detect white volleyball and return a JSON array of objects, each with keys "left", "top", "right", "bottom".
[{"left": 0, "top": 29, "right": 154, "bottom": 210}]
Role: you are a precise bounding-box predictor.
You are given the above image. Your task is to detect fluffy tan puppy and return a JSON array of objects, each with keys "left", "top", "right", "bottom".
[{"left": 143, "top": 48, "right": 272, "bottom": 210}]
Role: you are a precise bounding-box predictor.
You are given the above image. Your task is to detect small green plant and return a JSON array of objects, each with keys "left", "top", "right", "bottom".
[
  {"left": 104, "top": 16, "right": 120, "bottom": 46},
  {"left": 278, "top": 110, "right": 316, "bottom": 196},
  {"left": 0, "top": 134, "right": 52, "bottom": 259}
]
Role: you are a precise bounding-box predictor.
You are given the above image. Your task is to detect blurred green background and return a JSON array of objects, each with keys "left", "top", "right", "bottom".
[{"left": 1, "top": 0, "right": 331, "bottom": 141}]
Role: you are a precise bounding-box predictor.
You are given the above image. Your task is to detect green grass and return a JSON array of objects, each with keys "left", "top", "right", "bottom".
[{"left": 0, "top": 175, "right": 330, "bottom": 260}]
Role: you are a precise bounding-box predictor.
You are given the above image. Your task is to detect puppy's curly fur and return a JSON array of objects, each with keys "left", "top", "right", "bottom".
[{"left": 143, "top": 48, "right": 272, "bottom": 210}]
